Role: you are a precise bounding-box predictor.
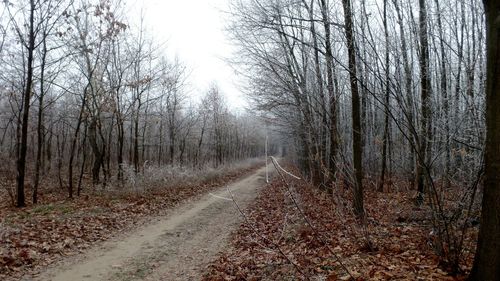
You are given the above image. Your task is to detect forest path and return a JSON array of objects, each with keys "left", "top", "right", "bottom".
[{"left": 36, "top": 165, "right": 272, "bottom": 281}]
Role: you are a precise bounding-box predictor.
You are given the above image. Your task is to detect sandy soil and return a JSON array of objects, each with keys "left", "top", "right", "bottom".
[{"left": 36, "top": 165, "right": 272, "bottom": 281}]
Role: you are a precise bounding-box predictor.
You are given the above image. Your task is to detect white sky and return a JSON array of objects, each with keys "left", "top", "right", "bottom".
[{"left": 128, "top": 0, "right": 247, "bottom": 110}]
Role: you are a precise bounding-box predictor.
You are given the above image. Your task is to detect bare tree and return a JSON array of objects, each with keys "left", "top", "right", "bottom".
[
  {"left": 341, "top": 0, "right": 364, "bottom": 217},
  {"left": 5, "top": 0, "right": 37, "bottom": 207},
  {"left": 468, "top": 0, "right": 500, "bottom": 279},
  {"left": 415, "top": 0, "right": 432, "bottom": 204}
]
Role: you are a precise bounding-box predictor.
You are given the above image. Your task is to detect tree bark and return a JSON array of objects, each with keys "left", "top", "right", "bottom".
[
  {"left": 77, "top": 123, "right": 88, "bottom": 196},
  {"left": 117, "top": 117, "right": 124, "bottom": 181},
  {"left": 133, "top": 103, "right": 140, "bottom": 173},
  {"left": 306, "top": 0, "right": 328, "bottom": 182},
  {"left": 68, "top": 87, "right": 88, "bottom": 198},
  {"left": 434, "top": 0, "right": 451, "bottom": 189},
  {"left": 89, "top": 118, "right": 103, "bottom": 185},
  {"left": 342, "top": 0, "right": 364, "bottom": 218},
  {"left": 16, "top": 0, "right": 36, "bottom": 208},
  {"left": 468, "top": 0, "right": 500, "bottom": 279},
  {"left": 319, "top": 0, "right": 338, "bottom": 186},
  {"left": 34, "top": 32, "right": 48, "bottom": 204},
  {"left": 378, "top": 0, "right": 390, "bottom": 192},
  {"left": 416, "top": 0, "right": 432, "bottom": 204}
]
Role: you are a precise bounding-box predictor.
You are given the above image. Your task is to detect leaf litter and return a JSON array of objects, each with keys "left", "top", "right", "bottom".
[
  {"left": 0, "top": 164, "right": 260, "bottom": 280},
  {"left": 204, "top": 166, "right": 476, "bottom": 280}
]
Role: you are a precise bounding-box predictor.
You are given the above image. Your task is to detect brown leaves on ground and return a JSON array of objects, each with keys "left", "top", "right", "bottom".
[
  {"left": 204, "top": 169, "right": 476, "bottom": 280},
  {"left": 0, "top": 165, "right": 260, "bottom": 280}
]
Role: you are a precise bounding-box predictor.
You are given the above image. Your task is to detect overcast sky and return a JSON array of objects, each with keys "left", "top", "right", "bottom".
[{"left": 128, "top": 0, "right": 246, "bottom": 110}]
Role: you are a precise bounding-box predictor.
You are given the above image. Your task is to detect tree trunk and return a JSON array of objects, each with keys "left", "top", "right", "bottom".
[
  {"left": 117, "top": 118, "right": 124, "bottom": 181},
  {"left": 68, "top": 87, "right": 87, "bottom": 198},
  {"left": 342, "top": 0, "right": 364, "bottom": 218},
  {"left": 34, "top": 33, "right": 48, "bottom": 204},
  {"left": 468, "top": 1, "right": 500, "bottom": 279},
  {"left": 392, "top": 0, "right": 417, "bottom": 185},
  {"left": 45, "top": 128, "right": 53, "bottom": 173},
  {"left": 378, "top": 0, "right": 390, "bottom": 193},
  {"left": 434, "top": 0, "right": 451, "bottom": 189},
  {"left": 89, "top": 118, "right": 103, "bottom": 185},
  {"left": 133, "top": 107, "right": 140, "bottom": 173},
  {"left": 56, "top": 125, "right": 66, "bottom": 190},
  {"left": 319, "top": 0, "right": 338, "bottom": 187},
  {"left": 77, "top": 123, "right": 88, "bottom": 196},
  {"left": 307, "top": 0, "right": 328, "bottom": 182},
  {"left": 16, "top": 0, "right": 36, "bottom": 208},
  {"left": 195, "top": 116, "right": 206, "bottom": 168},
  {"left": 416, "top": 0, "right": 432, "bottom": 205},
  {"left": 169, "top": 128, "right": 175, "bottom": 165},
  {"left": 157, "top": 111, "right": 163, "bottom": 165}
]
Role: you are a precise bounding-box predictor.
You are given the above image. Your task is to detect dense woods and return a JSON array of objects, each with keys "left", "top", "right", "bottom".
[
  {"left": 1, "top": 0, "right": 499, "bottom": 279},
  {"left": 226, "top": 0, "right": 497, "bottom": 278},
  {"left": 0, "top": 0, "right": 267, "bottom": 206},
  {"left": 230, "top": 0, "right": 485, "bottom": 209}
]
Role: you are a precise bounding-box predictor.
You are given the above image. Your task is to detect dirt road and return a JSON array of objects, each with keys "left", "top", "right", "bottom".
[{"left": 37, "top": 165, "right": 271, "bottom": 281}]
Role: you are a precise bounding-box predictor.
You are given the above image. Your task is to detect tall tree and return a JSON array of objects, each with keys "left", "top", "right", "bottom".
[
  {"left": 318, "top": 0, "right": 339, "bottom": 185},
  {"left": 341, "top": 0, "right": 364, "bottom": 217},
  {"left": 13, "top": 0, "right": 36, "bottom": 207},
  {"left": 33, "top": 0, "right": 69, "bottom": 204},
  {"left": 378, "top": 0, "right": 391, "bottom": 192},
  {"left": 468, "top": 0, "right": 500, "bottom": 279},
  {"left": 33, "top": 26, "right": 47, "bottom": 204},
  {"left": 416, "top": 0, "right": 432, "bottom": 204}
]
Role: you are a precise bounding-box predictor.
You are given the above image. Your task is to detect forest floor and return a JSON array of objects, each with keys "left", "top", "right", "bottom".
[
  {"left": 0, "top": 161, "right": 263, "bottom": 280},
  {"left": 1, "top": 161, "right": 478, "bottom": 281},
  {"left": 204, "top": 166, "right": 477, "bottom": 281}
]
